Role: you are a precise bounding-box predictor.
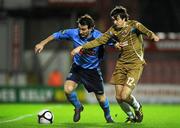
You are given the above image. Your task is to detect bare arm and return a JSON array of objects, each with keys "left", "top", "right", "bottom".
[{"left": 34, "top": 35, "right": 55, "bottom": 54}]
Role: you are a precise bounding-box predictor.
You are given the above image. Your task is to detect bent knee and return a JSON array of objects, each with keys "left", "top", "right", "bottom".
[
  {"left": 121, "top": 93, "right": 130, "bottom": 101},
  {"left": 116, "top": 94, "right": 130, "bottom": 102},
  {"left": 116, "top": 95, "right": 123, "bottom": 102},
  {"left": 64, "top": 84, "right": 74, "bottom": 94},
  {"left": 96, "top": 94, "right": 106, "bottom": 102}
]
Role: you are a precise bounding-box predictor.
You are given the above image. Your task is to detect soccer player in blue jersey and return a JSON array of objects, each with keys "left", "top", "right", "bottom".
[{"left": 35, "top": 14, "right": 114, "bottom": 123}]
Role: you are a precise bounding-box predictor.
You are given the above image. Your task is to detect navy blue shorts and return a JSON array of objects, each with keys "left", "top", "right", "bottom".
[{"left": 66, "top": 63, "right": 104, "bottom": 95}]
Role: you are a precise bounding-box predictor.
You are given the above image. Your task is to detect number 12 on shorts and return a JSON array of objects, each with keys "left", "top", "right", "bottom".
[{"left": 126, "top": 77, "right": 135, "bottom": 86}]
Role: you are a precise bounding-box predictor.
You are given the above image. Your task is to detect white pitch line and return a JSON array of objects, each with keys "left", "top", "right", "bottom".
[
  {"left": 0, "top": 114, "right": 34, "bottom": 124},
  {"left": 0, "top": 105, "right": 61, "bottom": 124}
]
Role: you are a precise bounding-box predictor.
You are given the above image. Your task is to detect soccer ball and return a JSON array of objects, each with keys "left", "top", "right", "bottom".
[{"left": 38, "top": 109, "right": 53, "bottom": 124}]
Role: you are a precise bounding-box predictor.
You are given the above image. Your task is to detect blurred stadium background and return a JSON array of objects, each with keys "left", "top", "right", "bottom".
[{"left": 0, "top": 0, "right": 180, "bottom": 104}]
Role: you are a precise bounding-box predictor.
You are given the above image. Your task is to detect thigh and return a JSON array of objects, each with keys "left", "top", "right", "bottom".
[
  {"left": 80, "top": 68, "right": 104, "bottom": 95},
  {"left": 121, "top": 85, "right": 133, "bottom": 100},
  {"left": 110, "top": 64, "right": 127, "bottom": 85},
  {"left": 115, "top": 84, "right": 124, "bottom": 98},
  {"left": 66, "top": 63, "right": 81, "bottom": 84},
  {"left": 126, "top": 64, "right": 144, "bottom": 89}
]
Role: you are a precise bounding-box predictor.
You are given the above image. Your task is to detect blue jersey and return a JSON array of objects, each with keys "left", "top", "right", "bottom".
[{"left": 53, "top": 28, "right": 107, "bottom": 69}]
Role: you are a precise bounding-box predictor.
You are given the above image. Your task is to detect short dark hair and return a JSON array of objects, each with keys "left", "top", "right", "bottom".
[
  {"left": 110, "top": 6, "right": 129, "bottom": 21},
  {"left": 77, "top": 14, "right": 95, "bottom": 29}
]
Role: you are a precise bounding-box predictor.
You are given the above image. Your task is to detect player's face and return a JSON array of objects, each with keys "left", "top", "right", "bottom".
[
  {"left": 78, "top": 24, "right": 92, "bottom": 38},
  {"left": 112, "top": 16, "right": 126, "bottom": 28}
]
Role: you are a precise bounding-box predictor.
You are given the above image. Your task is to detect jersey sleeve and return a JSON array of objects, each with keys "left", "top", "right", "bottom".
[
  {"left": 94, "top": 30, "right": 115, "bottom": 46},
  {"left": 132, "top": 20, "right": 156, "bottom": 40},
  {"left": 52, "top": 29, "right": 72, "bottom": 40},
  {"left": 82, "top": 28, "right": 113, "bottom": 49}
]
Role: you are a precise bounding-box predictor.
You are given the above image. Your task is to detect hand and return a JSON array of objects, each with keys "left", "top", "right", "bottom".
[
  {"left": 114, "top": 41, "right": 128, "bottom": 50},
  {"left": 71, "top": 46, "right": 83, "bottom": 56},
  {"left": 114, "top": 42, "right": 122, "bottom": 50},
  {"left": 152, "top": 34, "right": 160, "bottom": 42},
  {"left": 35, "top": 43, "right": 44, "bottom": 54}
]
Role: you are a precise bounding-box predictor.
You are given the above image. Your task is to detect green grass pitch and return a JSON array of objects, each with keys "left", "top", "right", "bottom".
[{"left": 0, "top": 103, "right": 179, "bottom": 128}]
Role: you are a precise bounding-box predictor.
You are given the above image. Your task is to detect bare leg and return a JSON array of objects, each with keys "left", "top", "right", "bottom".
[
  {"left": 64, "top": 80, "right": 83, "bottom": 122},
  {"left": 120, "top": 86, "right": 140, "bottom": 110},
  {"left": 120, "top": 85, "right": 143, "bottom": 122},
  {"left": 115, "top": 85, "right": 134, "bottom": 119}
]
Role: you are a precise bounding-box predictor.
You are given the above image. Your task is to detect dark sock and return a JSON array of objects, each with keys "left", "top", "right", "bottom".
[
  {"left": 99, "top": 98, "right": 111, "bottom": 119},
  {"left": 65, "top": 92, "right": 81, "bottom": 108}
]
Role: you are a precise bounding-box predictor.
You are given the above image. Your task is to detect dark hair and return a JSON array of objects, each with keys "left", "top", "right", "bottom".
[
  {"left": 77, "top": 14, "right": 95, "bottom": 29},
  {"left": 110, "top": 6, "right": 129, "bottom": 21}
]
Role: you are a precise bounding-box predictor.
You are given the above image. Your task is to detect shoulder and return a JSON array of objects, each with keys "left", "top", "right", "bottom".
[
  {"left": 60, "top": 28, "right": 79, "bottom": 37},
  {"left": 128, "top": 20, "right": 138, "bottom": 23},
  {"left": 128, "top": 20, "right": 141, "bottom": 27},
  {"left": 92, "top": 29, "right": 103, "bottom": 37},
  {"left": 63, "top": 28, "right": 77, "bottom": 34},
  {"left": 106, "top": 26, "right": 117, "bottom": 35}
]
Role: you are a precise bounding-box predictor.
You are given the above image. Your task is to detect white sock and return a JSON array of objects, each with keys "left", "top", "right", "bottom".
[
  {"left": 131, "top": 95, "right": 140, "bottom": 111},
  {"left": 118, "top": 101, "right": 135, "bottom": 118},
  {"left": 127, "top": 111, "right": 135, "bottom": 119}
]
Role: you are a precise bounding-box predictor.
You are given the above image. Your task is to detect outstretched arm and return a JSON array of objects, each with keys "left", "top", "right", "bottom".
[
  {"left": 134, "top": 21, "right": 159, "bottom": 42},
  {"left": 71, "top": 28, "right": 113, "bottom": 56},
  {"left": 35, "top": 35, "right": 55, "bottom": 54},
  {"left": 35, "top": 29, "right": 72, "bottom": 54},
  {"left": 83, "top": 31, "right": 112, "bottom": 49}
]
